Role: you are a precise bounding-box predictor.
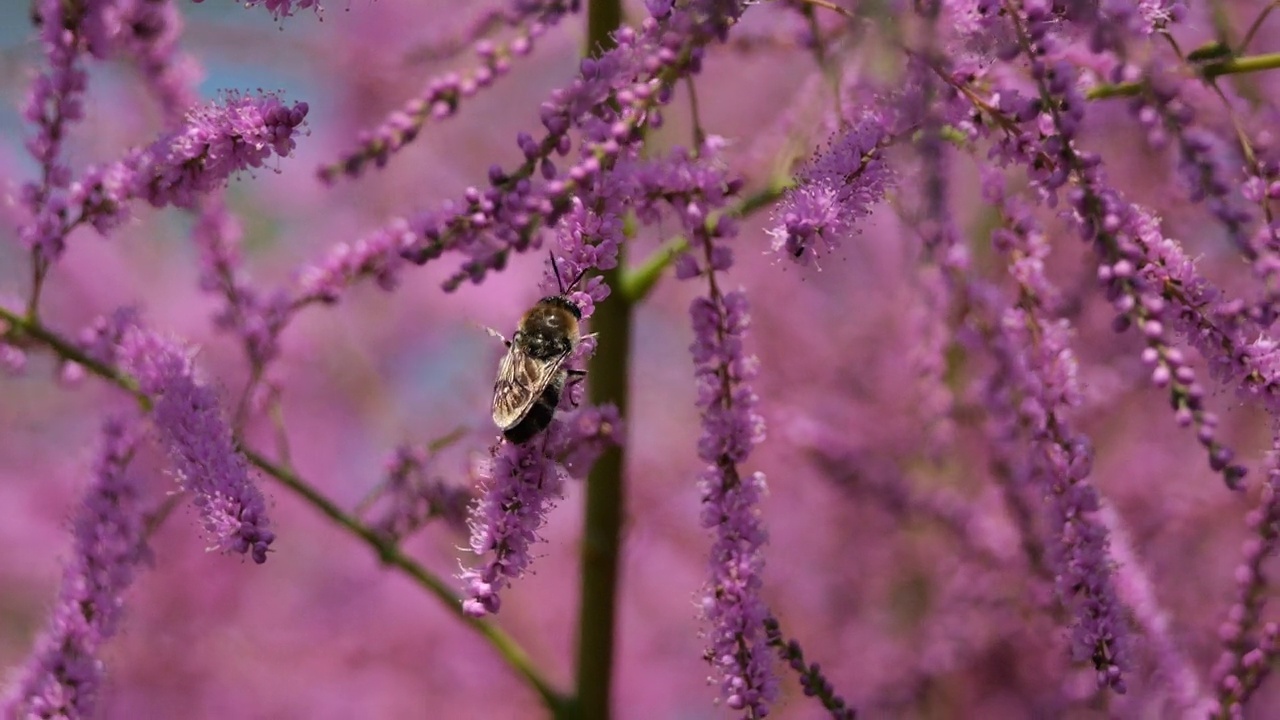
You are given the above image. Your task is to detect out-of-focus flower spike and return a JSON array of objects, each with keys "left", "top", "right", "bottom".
[
  {"left": 1, "top": 417, "right": 150, "bottom": 720},
  {"left": 194, "top": 198, "right": 290, "bottom": 372},
  {"left": 1100, "top": 504, "right": 1212, "bottom": 714},
  {"left": 19, "top": 0, "right": 91, "bottom": 264},
  {"left": 109, "top": 0, "right": 202, "bottom": 120},
  {"left": 1213, "top": 433, "right": 1280, "bottom": 711},
  {"left": 319, "top": 1, "right": 580, "bottom": 184},
  {"left": 986, "top": 202, "right": 1132, "bottom": 694},
  {"left": 367, "top": 444, "right": 473, "bottom": 540},
  {"left": 680, "top": 164, "right": 777, "bottom": 714}
]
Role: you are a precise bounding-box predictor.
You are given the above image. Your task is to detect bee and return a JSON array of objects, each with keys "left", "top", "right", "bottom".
[{"left": 488, "top": 254, "right": 592, "bottom": 444}]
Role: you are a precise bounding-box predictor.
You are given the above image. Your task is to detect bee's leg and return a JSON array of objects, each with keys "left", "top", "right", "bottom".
[
  {"left": 537, "top": 431, "right": 554, "bottom": 489},
  {"left": 564, "top": 369, "right": 587, "bottom": 408}
]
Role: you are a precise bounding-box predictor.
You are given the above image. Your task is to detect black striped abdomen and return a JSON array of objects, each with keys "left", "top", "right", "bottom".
[{"left": 503, "top": 379, "right": 562, "bottom": 444}]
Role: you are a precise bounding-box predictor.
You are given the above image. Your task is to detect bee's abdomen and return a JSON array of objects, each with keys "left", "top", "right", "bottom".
[{"left": 503, "top": 382, "right": 561, "bottom": 444}]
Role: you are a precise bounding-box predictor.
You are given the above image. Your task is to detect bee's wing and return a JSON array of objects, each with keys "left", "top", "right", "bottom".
[{"left": 491, "top": 343, "right": 569, "bottom": 430}]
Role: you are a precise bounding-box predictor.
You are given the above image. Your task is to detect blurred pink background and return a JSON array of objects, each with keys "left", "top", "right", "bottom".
[{"left": 3, "top": 1, "right": 1279, "bottom": 718}]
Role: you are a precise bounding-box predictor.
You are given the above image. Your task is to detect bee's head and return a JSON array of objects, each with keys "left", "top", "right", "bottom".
[{"left": 539, "top": 294, "right": 582, "bottom": 320}]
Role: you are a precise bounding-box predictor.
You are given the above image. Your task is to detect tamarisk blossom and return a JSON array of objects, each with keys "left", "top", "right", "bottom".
[
  {"left": 983, "top": 194, "right": 1133, "bottom": 693},
  {"left": 458, "top": 401, "right": 617, "bottom": 619},
  {"left": 296, "top": 0, "right": 748, "bottom": 305},
  {"left": 941, "top": 6, "right": 1254, "bottom": 487},
  {"left": 459, "top": 384, "right": 617, "bottom": 619},
  {"left": 458, "top": 138, "right": 735, "bottom": 618},
  {"left": 116, "top": 326, "right": 275, "bottom": 563},
  {"left": 48, "top": 93, "right": 309, "bottom": 253},
  {"left": 686, "top": 272, "right": 774, "bottom": 715},
  {"left": 460, "top": 193, "right": 620, "bottom": 618},
  {"left": 367, "top": 445, "right": 473, "bottom": 541},
  {"left": 608, "top": 131, "right": 791, "bottom": 713},
  {"left": 767, "top": 109, "right": 897, "bottom": 266},
  {"left": 660, "top": 140, "right": 775, "bottom": 712},
  {"left": 461, "top": 441, "right": 567, "bottom": 618},
  {"left": 1, "top": 419, "right": 150, "bottom": 720}
]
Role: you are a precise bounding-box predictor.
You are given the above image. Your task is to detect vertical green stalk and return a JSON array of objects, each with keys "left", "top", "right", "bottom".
[
  {"left": 573, "top": 264, "right": 630, "bottom": 720},
  {"left": 572, "top": 2, "right": 625, "bottom": 719},
  {"left": 586, "top": 0, "right": 624, "bottom": 58}
]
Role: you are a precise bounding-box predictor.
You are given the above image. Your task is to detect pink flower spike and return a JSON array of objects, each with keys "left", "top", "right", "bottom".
[{"left": 117, "top": 326, "right": 275, "bottom": 563}]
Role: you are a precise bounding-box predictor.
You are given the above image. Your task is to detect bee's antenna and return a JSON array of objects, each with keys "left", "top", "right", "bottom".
[
  {"left": 550, "top": 251, "right": 568, "bottom": 294},
  {"left": 550, "top": 252, "right": 590, "bottom": 295},
  {"left": 566, "top": 264, "right": 589, "bottom": 293}
]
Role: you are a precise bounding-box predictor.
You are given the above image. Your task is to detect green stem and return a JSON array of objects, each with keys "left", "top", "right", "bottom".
[
  {"left": 1205, "top": 52, "right": 1280, "bottom": 78},
  {"left": 585, "top": 0, "right": 623, "bottom": 57},
  {"left": 1088, "top": 51, "right": 1280, "bottom": 99},
  {"left": 618, "top": 182, "right": 791, "bottom": 303},
  {"left": 569, "top": 125, "right": 788, "bottom": 720},
  {"left": 619, "top": 236, "right": 688, "bottom": 301},
  {"left": 0, "top": 305, "right": 565, "bottom": 713},
  {"left": 572, "top": 3, "right": 626, "bottom": 718},
  {"left": 0, "top": 305, "right": 148, "bottom": 406},
  {"left": 573, "top": 263, "right": 630, "bottom": 720},
  {"left": 244, "top": 449, "right": 567, "bottom": 712}
]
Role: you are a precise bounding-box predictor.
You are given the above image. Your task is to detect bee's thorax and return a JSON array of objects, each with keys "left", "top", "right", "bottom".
[{"left": 516, "top": 299, "right": 581, "bottom": 360}]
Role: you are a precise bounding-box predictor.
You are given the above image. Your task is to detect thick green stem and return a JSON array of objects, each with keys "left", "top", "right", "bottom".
[
  {"left": 573, "top": 264, "right": 631, "bottom": 720},
  {"left": 572, "top": 3, "right": 626, "bottom": 719},
  {"left": 585, "top": 0, "right": 623, "bottom": 58}
]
